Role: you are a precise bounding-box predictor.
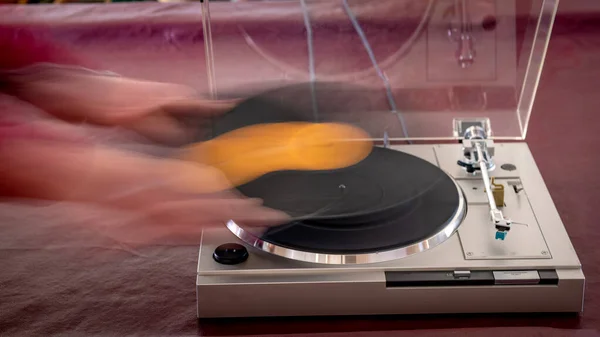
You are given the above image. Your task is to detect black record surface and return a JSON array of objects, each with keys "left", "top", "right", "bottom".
[{"left": 210, "top": 83, "right": 464, "bottom": 255}]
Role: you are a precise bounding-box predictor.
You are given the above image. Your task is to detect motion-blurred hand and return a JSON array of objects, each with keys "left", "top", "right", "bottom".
[
  {"left": 0, "top": 67, "right": 289, "bottom": 245},
  {"left": 6, "top": 66, "right": 235, "bottom": 145},
  {"left": 0, "top": 139, "right": 289, "bottom": 245}
]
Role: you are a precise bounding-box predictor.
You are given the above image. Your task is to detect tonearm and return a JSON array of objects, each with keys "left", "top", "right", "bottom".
[{"left": 457, "top": 125, "right": 512, "bottom": 240}]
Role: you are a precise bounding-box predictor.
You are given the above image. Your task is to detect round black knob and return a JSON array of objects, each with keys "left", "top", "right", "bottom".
[{"left": 213, "top": 243, "right": 249, "bottom": 265}]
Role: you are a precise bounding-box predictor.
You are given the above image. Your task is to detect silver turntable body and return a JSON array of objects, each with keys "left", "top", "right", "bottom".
[
  {"left": 196, "top": 141, "right": 584, "bottom": 318},
  {"left": 195, "top": 0, "right": 582, "bottom": 318}
]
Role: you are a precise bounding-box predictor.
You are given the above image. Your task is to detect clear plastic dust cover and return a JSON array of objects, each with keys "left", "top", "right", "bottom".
[{"left": 199, "top": 0, "right": 559, "bottom": 141}]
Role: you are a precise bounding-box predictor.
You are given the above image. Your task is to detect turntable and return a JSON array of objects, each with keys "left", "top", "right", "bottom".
[{"left": 193, "top": 0, "right": 584, "bottom": 318}]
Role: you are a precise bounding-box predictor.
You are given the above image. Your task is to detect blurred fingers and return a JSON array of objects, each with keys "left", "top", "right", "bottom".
[
  {"left": 161, "top": 98, "right": 240, "bottom": 117},
  {"left": 102, "top": 196, "right": 289, "bottom": 246},
  {"left": 123, "top": 111, "right": 191, "bottom": 146},
  {"left": 123, "top": 98, "right": 239, "bottom": 145},
  {"left": 142, "top": 197, "right": 289, "bottom": 228}
]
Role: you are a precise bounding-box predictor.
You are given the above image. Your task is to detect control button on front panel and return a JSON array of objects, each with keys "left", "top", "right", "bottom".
[
  {"left": 213, "top": 243, "right": 249, "bottom": 265},
  {"left": 453, "top": 270, "right": 471, "bottom": 279}
]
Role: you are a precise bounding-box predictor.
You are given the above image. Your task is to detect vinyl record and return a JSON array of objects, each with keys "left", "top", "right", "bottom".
[{"left": 208, "top": 82, "right": 466, "bottom": 260}]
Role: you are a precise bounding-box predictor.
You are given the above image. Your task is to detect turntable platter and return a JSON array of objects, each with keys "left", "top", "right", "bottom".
[
  {"left": 238, "top": 147, "right": 463, "bottom": 255},
  {"left": 208, "top": 83, "right": 466, "bottom": 262}
]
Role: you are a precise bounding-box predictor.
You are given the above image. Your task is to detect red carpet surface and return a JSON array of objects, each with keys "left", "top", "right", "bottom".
[{"left": 1, "top": 1, "right": 600, "bottom": 336}]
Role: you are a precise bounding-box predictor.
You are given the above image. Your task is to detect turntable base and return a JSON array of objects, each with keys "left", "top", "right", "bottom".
[{"left": 196, "top": 143, "right": 584, "bottom": 318}]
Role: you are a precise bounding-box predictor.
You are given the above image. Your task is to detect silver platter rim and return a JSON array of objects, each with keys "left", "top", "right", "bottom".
[{"left": 226, "top": 175, "right": 467, "bottom": 265}]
